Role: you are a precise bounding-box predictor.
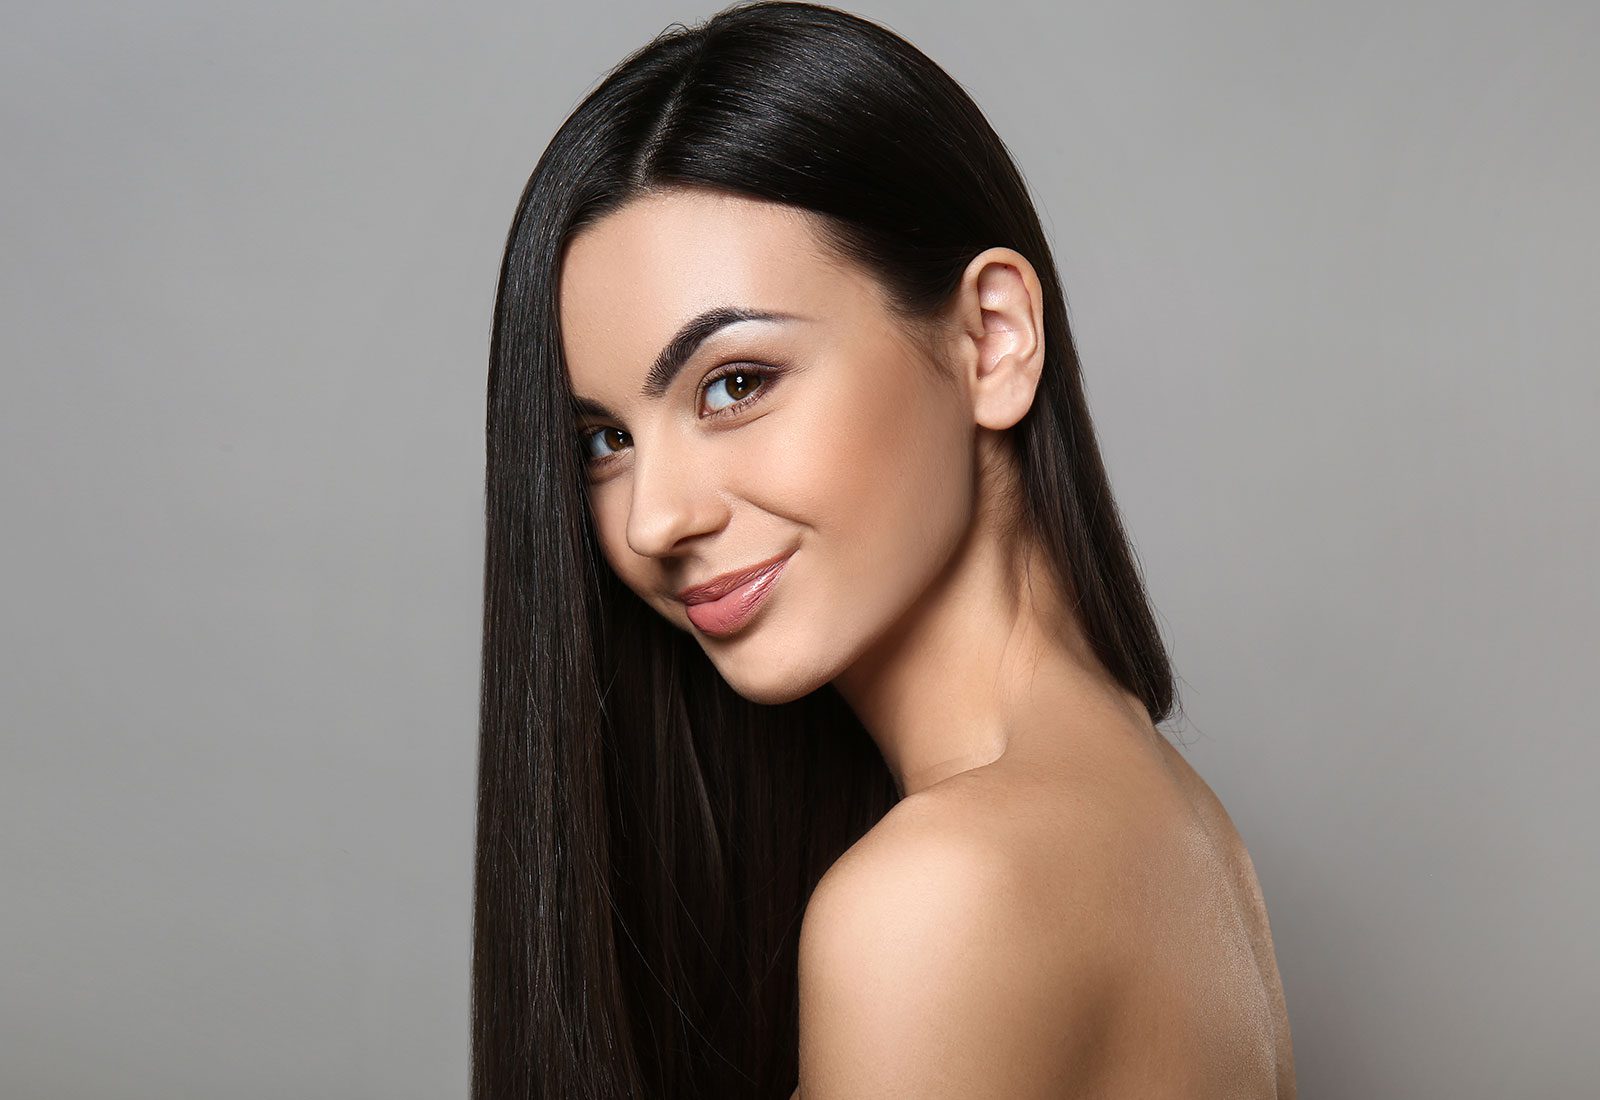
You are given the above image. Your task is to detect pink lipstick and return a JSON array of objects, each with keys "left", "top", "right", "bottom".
[{"left": 680, "top": 551, "right": 792, "bottom": 638}]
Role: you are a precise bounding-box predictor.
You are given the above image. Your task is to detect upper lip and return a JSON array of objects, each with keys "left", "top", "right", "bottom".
[{"left": 676, "top": 548, "right": 794, "bottom": 605}]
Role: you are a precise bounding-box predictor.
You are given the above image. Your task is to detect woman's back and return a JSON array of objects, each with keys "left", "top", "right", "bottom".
[{"left": 1147, "top": 727, "right": 1297, "bottom": 1098}]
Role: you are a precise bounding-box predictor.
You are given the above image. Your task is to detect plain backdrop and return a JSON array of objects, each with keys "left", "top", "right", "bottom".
[{"left": 2, "top": 1, "right": 1595, "bottom": 1096}]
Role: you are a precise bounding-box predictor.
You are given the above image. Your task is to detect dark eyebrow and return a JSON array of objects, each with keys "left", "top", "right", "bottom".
[{"left": 570, "top": 305, "right": 803, "bottom": 420}]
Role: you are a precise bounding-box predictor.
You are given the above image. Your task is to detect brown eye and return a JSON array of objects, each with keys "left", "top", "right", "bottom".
[
  {"left": 580, "top": 425, "right": 629, "bottom": 462},
  {"left": 703, "top": 367, "right": 767, "bottom": 415},
  {"left": 580, "top": 363, "right": 783, "bottom": 472}
]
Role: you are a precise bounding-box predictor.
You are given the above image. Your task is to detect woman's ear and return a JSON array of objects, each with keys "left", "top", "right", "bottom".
[{"left": 945, "top": 247, "right": 1047, "bottom": 431}]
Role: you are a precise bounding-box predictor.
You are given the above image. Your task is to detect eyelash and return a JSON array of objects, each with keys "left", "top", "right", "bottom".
[{"left": 578, "top": 362, "right": 782, "bottom": 471}]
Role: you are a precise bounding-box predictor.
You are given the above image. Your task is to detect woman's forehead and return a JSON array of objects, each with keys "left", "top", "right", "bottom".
[
  {"left": 558, "top": 192, "right": 873, "bottom": 381},
  {"left": 562, "top": 192, "right": 839, "bottom": 308}
]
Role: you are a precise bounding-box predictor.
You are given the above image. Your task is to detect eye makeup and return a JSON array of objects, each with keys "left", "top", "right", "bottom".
[{"left": 576, "top": 359, "right": 790, "bottom": 471}]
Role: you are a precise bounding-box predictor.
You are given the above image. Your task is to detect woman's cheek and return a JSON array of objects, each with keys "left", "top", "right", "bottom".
[{"left": 738, "top": 384, "right": 865, "bottom": 523}]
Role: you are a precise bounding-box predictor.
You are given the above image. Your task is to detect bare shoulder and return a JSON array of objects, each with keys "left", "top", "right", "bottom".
[
  {"left": 793, "top": 728, "right": 1293, "bottom": 1099},
  {"left": 794, "top": 791, "right": 1122, "bottom": 1099}
]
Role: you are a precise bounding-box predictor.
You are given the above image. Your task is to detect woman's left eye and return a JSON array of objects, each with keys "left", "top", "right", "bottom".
[{"left": 701, "top": 365, "right": 771, "bottom": 416}]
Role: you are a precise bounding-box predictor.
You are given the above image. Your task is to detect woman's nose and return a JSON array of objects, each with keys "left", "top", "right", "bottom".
[{"left": 623, "top": 435, "right": 727, "bottom": 560}]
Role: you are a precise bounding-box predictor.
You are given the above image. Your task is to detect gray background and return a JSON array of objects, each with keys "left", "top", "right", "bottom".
[{"left": 2, "top": 1, "right": 1595, "bottom": 1096}]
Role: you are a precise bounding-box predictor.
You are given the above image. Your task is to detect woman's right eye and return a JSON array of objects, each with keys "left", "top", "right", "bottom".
[{"left": 579, "top": 426, "right": 630, "bottom": 466}]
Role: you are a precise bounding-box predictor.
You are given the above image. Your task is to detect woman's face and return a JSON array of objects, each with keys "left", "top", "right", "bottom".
[{"left": 558, "top": 188, "right": 980, "bottom": 704}]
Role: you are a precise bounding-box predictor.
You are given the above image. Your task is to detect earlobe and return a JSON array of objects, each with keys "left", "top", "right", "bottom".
[{"left": 960, "top": 248, "right": 1046, "bottom": 432}]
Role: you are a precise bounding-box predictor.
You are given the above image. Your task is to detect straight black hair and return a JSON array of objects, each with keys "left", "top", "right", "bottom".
[{"left": 474, "top": 3, "right": 1178, "bottom": 1096}]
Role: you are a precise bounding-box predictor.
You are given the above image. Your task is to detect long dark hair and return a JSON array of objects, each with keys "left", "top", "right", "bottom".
[{"left": 474, "top": 3, "right": 1177, "bottom": 1096}]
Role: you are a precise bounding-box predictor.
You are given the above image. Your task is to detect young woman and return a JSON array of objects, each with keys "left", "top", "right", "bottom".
[{"left": 474, "top": 3, "right": 1296, "bottom": 1097}]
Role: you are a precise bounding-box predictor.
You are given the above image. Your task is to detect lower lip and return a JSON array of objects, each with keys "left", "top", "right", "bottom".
[{"left": 684, "top": 555, "right": 791, "bottom": 638}]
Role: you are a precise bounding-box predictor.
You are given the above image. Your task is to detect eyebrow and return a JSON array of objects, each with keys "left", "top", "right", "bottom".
[{"left": 570, "top": 305, "right": 804, "bottom": 420}]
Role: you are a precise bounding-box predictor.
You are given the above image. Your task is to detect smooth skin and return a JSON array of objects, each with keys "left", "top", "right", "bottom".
[{"left": 558, "top": 187, "right": 1296, "bottom": 1098}]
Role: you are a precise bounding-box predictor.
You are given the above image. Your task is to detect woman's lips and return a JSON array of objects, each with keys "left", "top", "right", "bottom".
[{"left": 684, "top": 554, "right": 791, "bottom": 637}]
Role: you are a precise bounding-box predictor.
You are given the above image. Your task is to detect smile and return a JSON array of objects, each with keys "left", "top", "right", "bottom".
[{"left": 681, "top": 551, "right": 793, "bottom": 638}]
